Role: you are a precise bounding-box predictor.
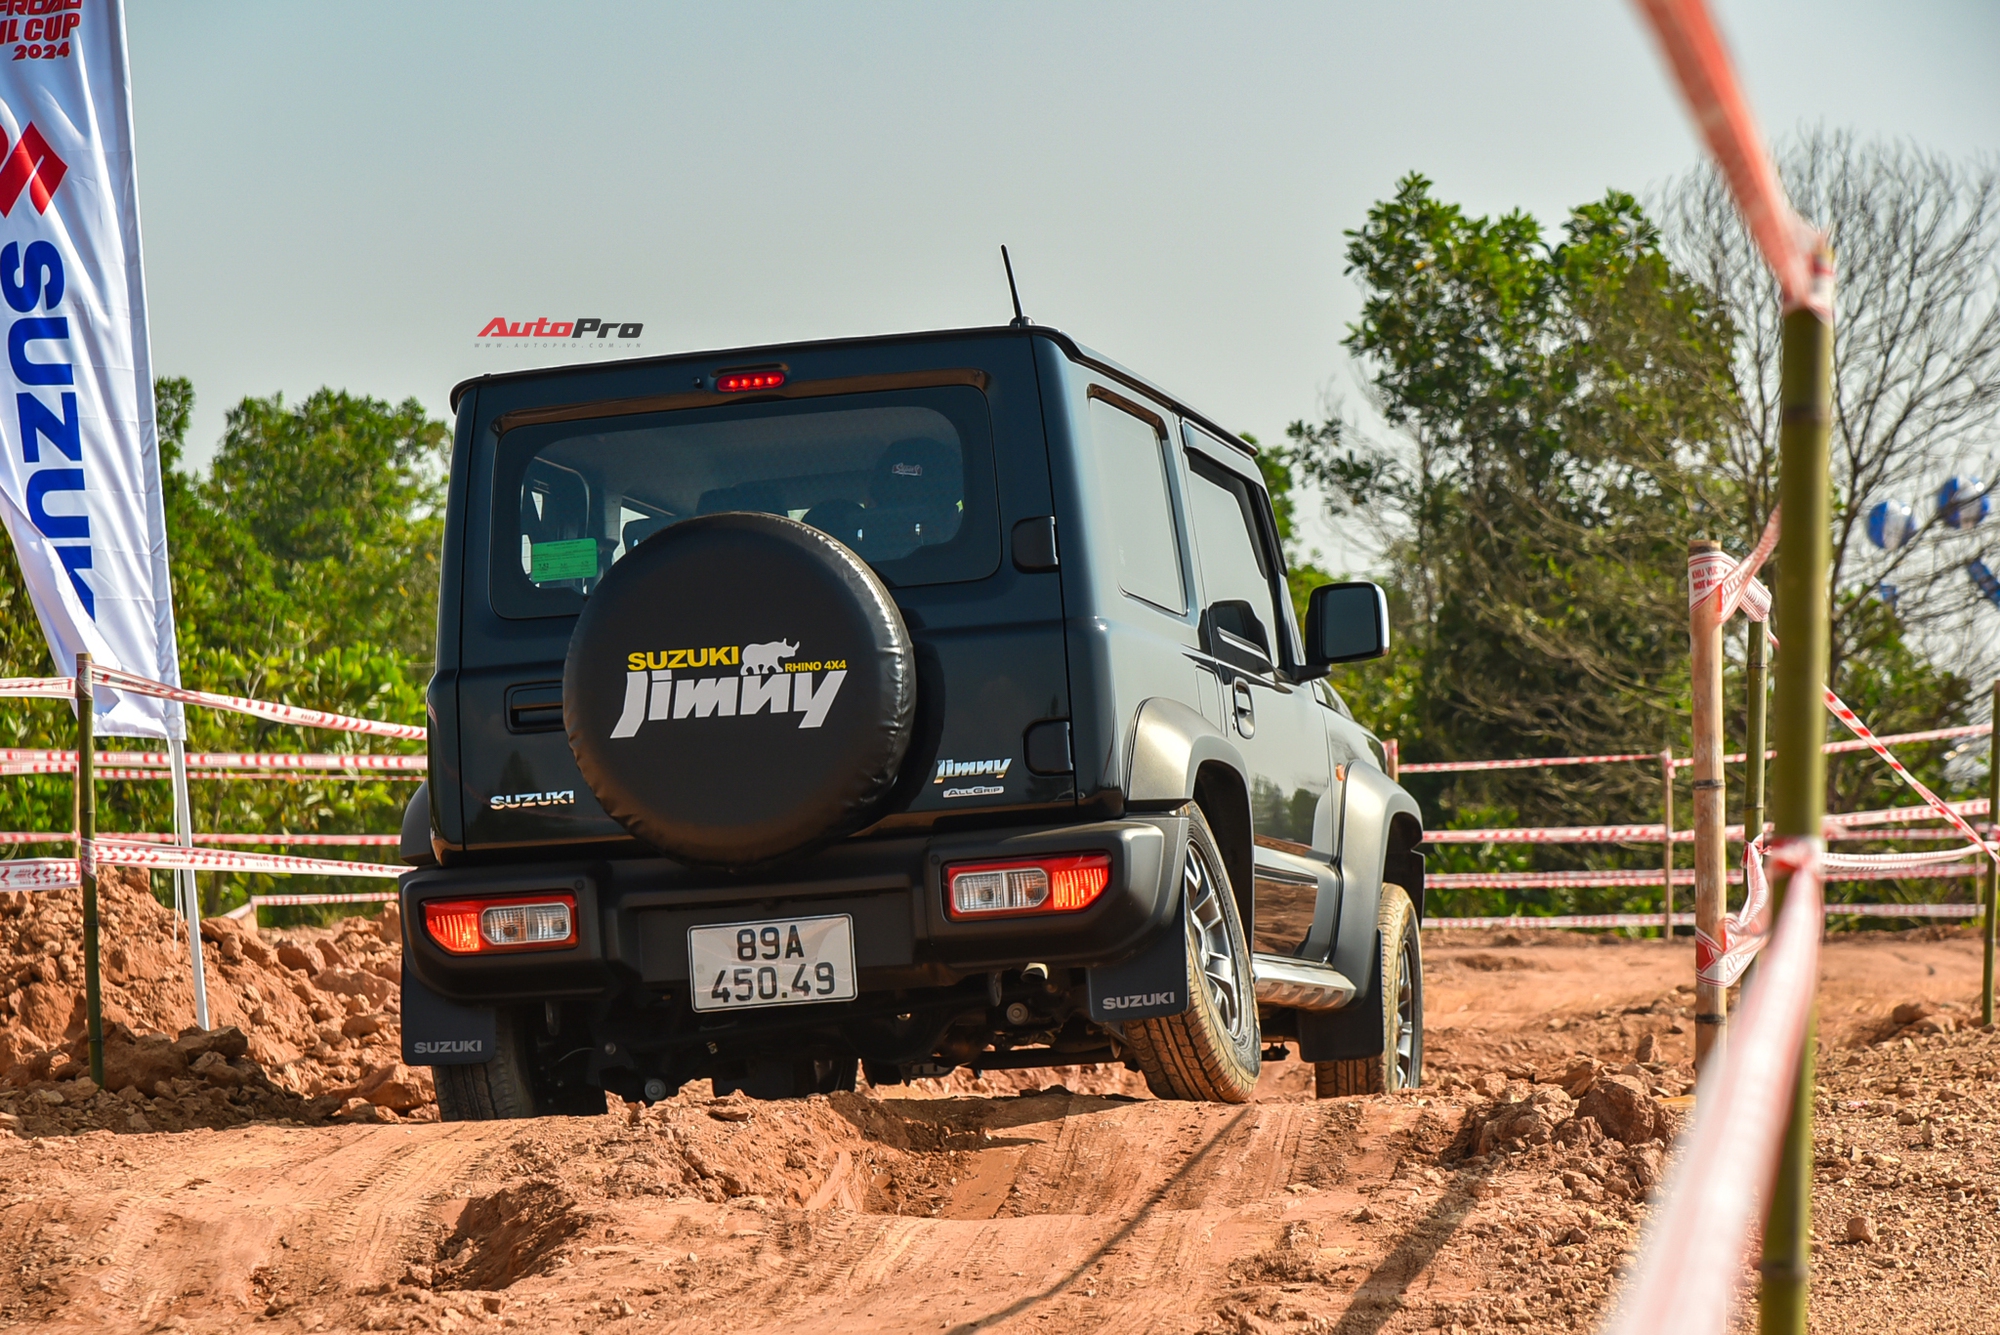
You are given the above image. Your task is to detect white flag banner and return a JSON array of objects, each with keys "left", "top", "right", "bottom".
[{"left": 0, "top": 0, "right": 180, "bottom": 738}]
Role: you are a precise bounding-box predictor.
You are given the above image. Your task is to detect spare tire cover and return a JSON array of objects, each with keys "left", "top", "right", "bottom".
[{"left": 563, "top": 512, "right": 915, "bottom": 866}]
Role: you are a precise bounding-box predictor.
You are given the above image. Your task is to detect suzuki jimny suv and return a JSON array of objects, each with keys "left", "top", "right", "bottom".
[{"left": 399, "top": 325, "right": 1425, "bottom": 1115}]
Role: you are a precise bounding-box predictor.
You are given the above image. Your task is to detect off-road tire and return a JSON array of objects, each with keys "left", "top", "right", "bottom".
[
  {"left": 1314, "top": 883, "right": 1422, "bottom": 1097},
  {"left": 1122, "top": 806, "right": 1261, "bottom": 1103},
  {"left": 434, "top": 1011, "right": 541, "bottom": 1120}
]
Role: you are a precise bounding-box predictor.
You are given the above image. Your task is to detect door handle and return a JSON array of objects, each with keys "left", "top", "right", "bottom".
[{"left": 1231, "top": 678, "right": 1256, "bottom": 739}]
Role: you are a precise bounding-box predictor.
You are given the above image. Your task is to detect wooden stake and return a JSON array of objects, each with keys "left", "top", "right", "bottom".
[
  {"left": 1689, "top": 540, "right": 1727, "bottom": 1069},
  {"left": 1660, "top": 745, "right": 1675, "bottom": 935},
  {"left": 1744, "top": 623, "right": 1769, "bottom": 865},
  {"left": 76, "top": 653, "right": 103, "bottom": 1088},
  {"left": 1984, "top": 678, "right": 1997, "bottom": 1028}
]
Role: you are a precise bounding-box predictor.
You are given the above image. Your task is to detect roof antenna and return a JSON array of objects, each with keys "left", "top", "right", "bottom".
[{"left": 1000, "top": 245, "right": 1031, "bottom": 327}]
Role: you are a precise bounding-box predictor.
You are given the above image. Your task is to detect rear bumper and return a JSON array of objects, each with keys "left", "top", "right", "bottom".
[{"left": 400, "top": 815, "right": 1184, "bottom": 1005}]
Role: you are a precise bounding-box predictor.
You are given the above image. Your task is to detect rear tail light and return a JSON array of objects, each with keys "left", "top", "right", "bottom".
[
  {"left": 423, "top": 893, "right": 578, "bottom": 955},
  {"left": 715, "top": 367, "right": 786, "bottom": 393},
  {"left": 946, "top": 853, "right": 1112, "bottom": 919}
]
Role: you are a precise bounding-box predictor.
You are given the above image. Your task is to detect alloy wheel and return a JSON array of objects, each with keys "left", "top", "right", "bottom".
[{"left": 1184, "top": 838, "right": 1247, "bottom": 1039}]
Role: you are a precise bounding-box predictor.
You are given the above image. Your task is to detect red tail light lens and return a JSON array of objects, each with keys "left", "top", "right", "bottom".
[
  {"left": 715, "top": 368, "right": 786, "bottom": 393},
  {"left": 946, "top": 853, "right": 1112, "bottom": 919},
  {"left": 423, "top": 893, "right": 578, "bottom": 955}
]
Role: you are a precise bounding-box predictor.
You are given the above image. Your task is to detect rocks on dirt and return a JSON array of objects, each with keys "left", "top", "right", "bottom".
[
  {"left": 1575, "top": 1074, "right": 1667, "bottom": 1145},
  {"left": 1846, "top": 1213, "right": 1878, "bottom": 1244},
  {"left": 1463, "top": 1065, "right": 1680, "bottom": 1164},
  {"left": 0, "top": 865, "right": 428, "bottom": 1134}
]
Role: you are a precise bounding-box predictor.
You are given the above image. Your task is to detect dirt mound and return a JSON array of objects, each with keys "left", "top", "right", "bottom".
[{"left": 0, "top": 868, "right": 423, "bottom": 1133}]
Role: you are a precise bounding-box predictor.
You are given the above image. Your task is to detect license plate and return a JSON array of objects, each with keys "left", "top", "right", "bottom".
[{"left": 688, "top": 913, "right": 857, "bottom": 1012}]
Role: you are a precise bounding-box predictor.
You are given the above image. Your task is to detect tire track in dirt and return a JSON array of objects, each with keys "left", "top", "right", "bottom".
[
  {"left": 8, "top": 932, "right": 1989, "bottom": 1334},
  {"left": 13, "top": 1122, "right": 517, "bottom": 1329}
]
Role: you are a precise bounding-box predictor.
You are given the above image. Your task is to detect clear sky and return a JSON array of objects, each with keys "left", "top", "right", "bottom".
[{"left": 127, "top": 0, "right": 1999, "bottom": 562}]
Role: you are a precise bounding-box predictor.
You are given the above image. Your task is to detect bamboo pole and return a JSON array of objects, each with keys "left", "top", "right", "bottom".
[
  {"left": 76, "top": 653, "right": 104, "bottom": 1088},
  {"left": 1759, "top": 297, "right": 1833, "bottom": 1335},
  {"left": 1985, "top": 679, "right": 1997, "bottom": 1027},
  {"left": 1741, "top": 621, "right": 1769, "bottom": 999},
  {"left": 1744, "top": 624, "right": 1769, "bottom": 861},
  {"left": 1660, "top": 745, "right": 1675, "bottom": 935},
  {"left": 1689, "top": 540, "right": 1727, "bottom": 1068}
]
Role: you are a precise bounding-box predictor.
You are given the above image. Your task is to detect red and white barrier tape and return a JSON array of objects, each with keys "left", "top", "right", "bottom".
[
  {"left": 1398, "top": 720, "right": 1981, "bottom": 777},
  {"left": 1605, "top": 840, "right": 1823, "bottom": 1335},
  {"left": 0, "top": 831, "right": 400, "bottom": 846},
  {"left": 1429, "top": 860, "right": 1983, "bottom": 891},
  {"left": 87, "top": 837, "right": 402, "bottom": 879},
  {"left": 0, "top": 761, "right": 421, "bottom": 783},
  {"left": 1427, "top": 902, "right": 1976, "bottom": 930},
  {"left": 1821, "top": 683, "right": 1997, "bottom": 865},
  {"left": 0, "top": 748, "right": 424, "bottom": 771},
  {"left": 1425, "top": 823, "right": 1667, "bottom": 845},
  {"left": 0, "top": 676, "right": 75, "bottom": 699},
  {"left": 1832, "top": 799, "right": 1990, "bottom": 829},
  {"left": 1695, "top": 834, "right": 1770, "bottom": 987},
  {"left": 1397, "top": 751, "right": 1660, "bottom": 775},
  {"left": 1688, "top": 507, "right": 1778, "bottom": 624},
  {"left": 0, "top": 858, "right": 81, "bottom": 890},
  {"left": 247, "top": 892, "right": 398, "bottom": 907},
  {"left": 1428, "top": 822, "right": 1991, "bottom": 846},
  {"left": 88, "top": 664, "right": 428, "bottom": 741},
  {"left": 1823, "top": 723, "right": 1991, "bottom": 755},
  {"left": 0, "top": 667, "right": 428, "bottom": 741}
]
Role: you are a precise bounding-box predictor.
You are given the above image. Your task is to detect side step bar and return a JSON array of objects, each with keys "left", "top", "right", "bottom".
[{"left": 1251, "top": 954, "right": 1356, "bottom": 1012}]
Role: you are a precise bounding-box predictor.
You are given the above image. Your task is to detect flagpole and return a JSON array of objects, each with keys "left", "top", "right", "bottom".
[{"left": 167, "top": 729, "right": 208, "bottom": 1030}]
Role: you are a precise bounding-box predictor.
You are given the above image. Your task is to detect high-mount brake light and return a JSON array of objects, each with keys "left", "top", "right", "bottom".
[
  {"left": 423, "top": 893, "right": 578, "bottom": 955},
  {"left": 715, "top": 368, "right": 786, "bottom": 393},
  {"left": 945, "top": 853, "right": 1112, "bottom": 919}
]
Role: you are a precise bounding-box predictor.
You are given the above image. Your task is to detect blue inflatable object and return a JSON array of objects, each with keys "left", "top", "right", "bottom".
[
  {"left": 1969, "top": 559, "right": 2000, "bottom": 610},
  {"left": 1938, "top": 477, "right": 1990, "bottom": 530},
  {"left": 1867, "top": 499, "right": 1916, "bottom": 551}
]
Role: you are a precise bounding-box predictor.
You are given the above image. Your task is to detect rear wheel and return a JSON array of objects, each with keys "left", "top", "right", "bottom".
[
  {"left": 1314, "top": 883, "right": 1422, "bottom": 1097},
  {"left": 1122, "top": 806, "right": 1261, "bottom": 1103},
  {"left": 434, "top": 1011, "right": 542, "bottom": 1120}
]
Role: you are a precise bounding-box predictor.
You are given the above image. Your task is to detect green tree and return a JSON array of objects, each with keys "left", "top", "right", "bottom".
[
  {"left": 1285, "top": 175, "right": 1743, "bottom": 912},
  {"left": 0, "top": 382, "right": 442, "bottom": 916}
]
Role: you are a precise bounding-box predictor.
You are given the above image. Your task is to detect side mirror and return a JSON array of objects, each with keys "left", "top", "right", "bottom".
[
  {"left": 1200, "top": 599, "right": 1274, "bottom": 675},
  {"left": 1306, "top": 581, "right": 1390, "bottom": 667}
]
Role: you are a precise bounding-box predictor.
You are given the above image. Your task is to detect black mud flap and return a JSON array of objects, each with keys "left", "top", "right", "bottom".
[
  {"left": 401, "top": 959, "right": 498, "bottom": 1066},
  {"left": 1086, "top": 897, "right": 1189, "bottom": 1023}
]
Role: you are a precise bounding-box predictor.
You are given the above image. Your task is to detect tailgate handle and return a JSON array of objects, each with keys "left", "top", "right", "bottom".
[{"left": 505, "top": 682, "right": 565, "bottom": 734}]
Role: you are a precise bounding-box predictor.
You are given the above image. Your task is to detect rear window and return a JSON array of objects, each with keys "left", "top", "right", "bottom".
[{"left": 489, "top": 385, "right": 999, "bottom": 618}]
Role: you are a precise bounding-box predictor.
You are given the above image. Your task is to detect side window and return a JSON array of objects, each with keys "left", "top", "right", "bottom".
[
  {"left": 1087, "top": 392, "right": 1185, "bottom": 614},
  {"left": 1185, "top": 451, "right": 1284, "bottom": 665}
]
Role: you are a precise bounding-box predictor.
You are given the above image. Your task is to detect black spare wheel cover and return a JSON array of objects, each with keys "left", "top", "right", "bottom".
[{"left": 564, "top": 512, "right": 916, "bottom": 866}]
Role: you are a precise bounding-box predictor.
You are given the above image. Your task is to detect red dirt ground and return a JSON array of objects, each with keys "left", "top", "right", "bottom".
[{"left": 0, "top": 907, "right": 1994, "bottom": 1334}]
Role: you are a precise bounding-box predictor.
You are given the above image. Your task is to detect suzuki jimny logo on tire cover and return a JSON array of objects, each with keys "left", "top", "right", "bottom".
[{"left": 561, "top": 512, "right": 915, "bottom": 867}]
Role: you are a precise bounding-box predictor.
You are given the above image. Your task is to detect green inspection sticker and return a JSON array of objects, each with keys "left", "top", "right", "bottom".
[{"left": 531, "top": 538, "right": 599, "bottom": 582}]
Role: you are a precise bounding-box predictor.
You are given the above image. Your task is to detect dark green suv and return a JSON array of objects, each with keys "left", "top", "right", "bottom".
[{"left": 400, "top": 325, "right": 1424, "bottom": 1115}]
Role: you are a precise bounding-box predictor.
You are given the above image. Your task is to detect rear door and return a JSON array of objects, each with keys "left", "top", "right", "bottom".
[{"left": 442, "top": 334, "right": 1071, "bottom": 854}]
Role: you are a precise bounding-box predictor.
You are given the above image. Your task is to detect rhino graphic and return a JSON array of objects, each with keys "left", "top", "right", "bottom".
[{"left": 740, "top": 639, "right": 800, "bottom": 676}]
